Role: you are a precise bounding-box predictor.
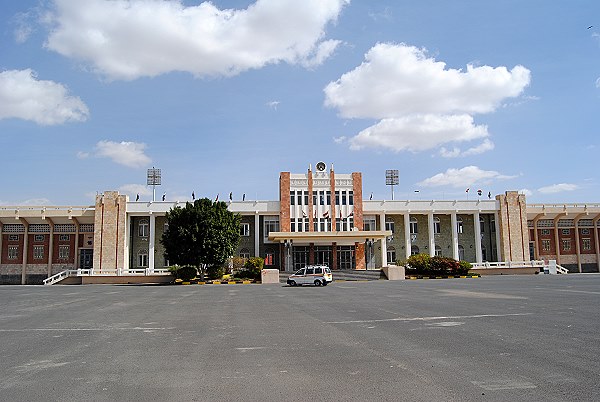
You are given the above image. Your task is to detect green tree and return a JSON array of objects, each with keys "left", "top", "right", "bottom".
[{"left": 161, "top": 198, "right": 241, "bottom": 280}]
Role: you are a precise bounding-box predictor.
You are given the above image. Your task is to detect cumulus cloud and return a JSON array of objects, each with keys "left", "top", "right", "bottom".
[
  {"left": 0, "top": 69, "right": 89, "bottom": 125},
  {"left": 418, "top": 166, "right": 516, "bottom": 188},
  {"left": 519, "top": 188, "right": 533, "bottom": 197},
  {"left": 349, "top": 114, "right": 488, "bottom": 152},
  {"left": 439, "top": 139, "right": 495, "bottom": 158},
  {"left": 44, "top": 0, "right": 348, "bottom": 80},
  {"left": 537, "top": 183, "right": 579, "bottom": 194},
  {"left": 94, "top": 141, "right": 151, "bottom": 168},
  {"left": 324, "top": 43, "right": 530, "bottom": 154},
  {"left": 119, "top": 184, "right": 152, "bottom": 198}
]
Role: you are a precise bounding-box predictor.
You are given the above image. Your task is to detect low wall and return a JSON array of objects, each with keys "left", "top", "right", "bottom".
[
  {"left": 382, "top": 266, "right": 405, "bottom": 280},
  {"left": 470, "top": 267, "right": 539, "bottom": 276},
  {"left": 80, "top": 275, "right": 173, "bottom": 285}
]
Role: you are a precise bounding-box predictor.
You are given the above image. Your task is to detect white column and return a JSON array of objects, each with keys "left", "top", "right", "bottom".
[
  {"left": 494, "top": 212, "right": 502, "bottom": 261},
  {"left": 451, "top": 213, "right": 459, "bottom": 260},
  {"left": 404, "top": 213, "right": 411, "bottom": 259},
  {"left": 124, "top": 215, "right": 130, "bottom": 270},
  {"left": 47, "top": 220, "right": 54, "bottom": 277},
  {"left": 149, "top": 214, "right": 156, "bottom": 272},
  {"left": 379, "top": 213, "right": 387, "bottom": 267},
  {"left": 254, "top": 214, "right": 260, "bottom": 257},
  {"left": 428, "top": 212, "right": 435, "bottom": 257},
  {"left": 474, "top": 212, "right": 482, "bottom": 263}
]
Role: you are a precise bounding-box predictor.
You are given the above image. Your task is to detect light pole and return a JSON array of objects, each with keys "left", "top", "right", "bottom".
[
  {"left": 147, "top": 168, "right": 161, "bottom": 202},
  {"left": 385, "top": 170, "right": 399, "bottom": 200}
]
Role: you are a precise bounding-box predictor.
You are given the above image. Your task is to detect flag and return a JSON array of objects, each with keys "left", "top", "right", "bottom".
[
  {"left": 323, "top": 211, "right": 329, "bottom": 218},
  {"left": 369, "top": 192, "right": 373, "bottom": 200},
  {"left": 192, "top": 191, "right": 195, "bottom": 200},
  {"left": 136, "top": 194, "right": 139, "bottom": 201},
  {"left": 465, "top": 188, "right": 470, "bottom": 193},
  {"left": 339, "top": 209, "right": 342, "bottom": 219},
  {"left": 242, "top": 193, "right": 246, "bottom": 201},
  {"left": 348, "top": 211, "right": 354, "bottom": 217},
  {"left": 488, "top": 191, "right": 491, "bottom": 199},
  {"left": 313, "top": 209, "right": 317, "bottom": 219},
  {"left": 162, "top": 192, "right": 166, "bottom": 201},
  {"left": 229, "top": 192, "right": 232, "bottom": 201},
  {"left": 477, "top": 189, "right": 482, "bottom": 196},
  {"left": 215, "top": 194, "right": 219, "bottom": 202},
  {"left": 302, "top": 210, "right": 307, "bottom": 218}
]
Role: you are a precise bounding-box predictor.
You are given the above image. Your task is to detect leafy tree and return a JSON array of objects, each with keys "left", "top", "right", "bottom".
[{"left": 161, "top": 198, "right": 241, "bottom": 280}]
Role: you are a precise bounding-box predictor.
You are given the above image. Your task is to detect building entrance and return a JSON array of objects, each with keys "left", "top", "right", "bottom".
[
  {"left": 79, "top": 249, "right": 93, "bottom": 270},
  {"left": 314, "top": 246, "right": 332, "bottom": 268},
  {"left": 337, "top": 246, "right": 355, "bottom": 270},
  {"left": 293, "top": 246, "right": 309, "bottom": 271}
]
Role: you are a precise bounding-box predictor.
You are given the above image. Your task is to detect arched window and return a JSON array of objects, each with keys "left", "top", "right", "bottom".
[
  {"left": 138, "top": 249, "right": 148, "bottom": 267},
  {"left": 410, "top": 217, "right": 418, "bottom": 234},
  {"left": 138, "top": 219, "right": 149, "bottom": 237},
  {"left": 458, "top": 245, "right": 465, "bottom": 261},
  {"left": 239, "top": 248, "right": 250, "bottom": 259},
  {"left": 387, "top": 246, "right": 396, "bottom": 265},
  {"left": 433, "top": 217, "right": 441, "bottom": 234},
  {"left": 456, "top": 216, "right": 463, "bottom": 234},
  {"left": 479, "top": 216, "right": 485, "bottom": 233},
  {"left": 481, "top": 245, "right": 487, "bottom": 261},
  {"left": 411, "top": 245, "right": 420, "bottom": 256},
  {"left": 435, "top": 245, "right": 442, "bottom": 256}
]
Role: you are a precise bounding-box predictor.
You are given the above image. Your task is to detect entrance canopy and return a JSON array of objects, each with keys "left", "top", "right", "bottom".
[{"left": 268, "top": 230, "right": 392, "bottom": 246}]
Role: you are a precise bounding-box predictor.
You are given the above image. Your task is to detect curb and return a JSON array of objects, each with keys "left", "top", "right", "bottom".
[
  {"left": 406, "top": 275, "right": 480, "bottom": 280},
  {"left": 174, "top": 279, "right": 259, "bottom": 285}
]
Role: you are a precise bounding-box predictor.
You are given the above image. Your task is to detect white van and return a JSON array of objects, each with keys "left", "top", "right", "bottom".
[{"left": 287, "top": 265, "right": 332, "bottom": 286}]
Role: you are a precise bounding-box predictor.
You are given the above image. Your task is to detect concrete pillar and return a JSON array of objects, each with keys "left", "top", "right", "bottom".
[
  {"left": 532, "top": 214, "right": 543, "bottom": 261},
  {"left": 574, "top": 214, "right": 584, "bottom": 273},
  {"left": 73, "top": 218, "right": 80, "bottom": 270},
  {"left": 47, "top": 218, "right": 54, "bottom": 277},
  {"left": 428, "top": 212, "right": 435, "bottom": 257},
  {"left": 451, "top": 213, "right": 459, "bottom": 260},
  {"left": 149, "top": 214, "right": 156, "bottom": 272},
  {"left": 494, "top": 212, "right": 502, "bottom": 261},
  {"left": 553, "top": 214, "right": 564, "bottom": 266},
  {"left": 332, "top": 242, "right": 337, "bottom": 270},
  {"left": 355, "top": 242, "right": 365, "bottom": 270},
  {"left": 379, "top": 213, "right": 387, "bottom": 266},
  {"left": 594, "top": 217, "right": 600, "bottom": 272},
  {"left": 404, "top": 213, "right": 411, "bottom": 260},
  {"left": 474, "top": 212, "right": 483, "bottom": 263},
  {"left": 254, "top": 214, "right": 260, "bottom": 257},
  {"left": 20, "top": 218, "right": 28, "bottom": 285},
  {"left": 0, "top": 223, "right": 3, "bottom": 266},
  {"left": 124, "top": 215, "right": 130, "bottom": 270}
]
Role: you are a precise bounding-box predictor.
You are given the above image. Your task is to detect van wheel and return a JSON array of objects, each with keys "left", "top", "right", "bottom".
[
  {"left": 289, "top": 280, "right": 296, "bottom": 286},
  {"left": 322, "top": 281, "right": 328, "bottom": 286},
  {"left": 314, "top": 280, "right": 322, "bottom": 286}
]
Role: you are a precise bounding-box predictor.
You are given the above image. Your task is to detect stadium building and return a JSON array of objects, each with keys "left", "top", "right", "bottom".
[{"left": 1, "top": 163, "right": 599, "bottom": 284}]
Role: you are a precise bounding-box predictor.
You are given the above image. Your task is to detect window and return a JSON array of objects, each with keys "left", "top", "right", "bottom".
[
  {"left": 335, "top": 191, "right": 339, "bottom": 205},
  {"left": 349, "top": 218, "right": 354, "bottom": 231},
  {"left": 8, "top": 245, "right": 18, "bottom": 260},
  {"left": 291, "top": 220, "right": 296, "bottom": 232},
  {"left": 541, "top": 229, "right": 550, "bottom": 236},
  {"left": 542, "top": 239, "right": 551, "bottom": 252},
  {"left": 479, "top": 216, "right": 485, "bottom": 233},
  {"left": 297, "top": 191, "right": 303, "bottom": 206},
  {"left": 34, "top": 234, "right": 44, "bottom": 242},
  {"left": 264, "top": 253, "right": 274, "bottom": 266},
  {"left": 138, "top": 220, "right": 149, "bottom": 237},
  {"left": 410, "top": 217, "right": 418, "bottom": 234},
  {"left": 582, "top": 238, "right": 591, "bottom": 251},
  {"left": 364, "top": 218, "right": 376, "bottom": 231},
  {"left": 33, "top": 245, "right": 44, "bottom": 259},
  {"left": 313, "top": 191, "right": 317, "bottom": 206},
  {"left": 561, "top": 229, "right": 570, "bottom": 236},
  {"left": 491, "top": 217, "right": 496, "bottom": 233},
  {"left": 581, "top": 228, "right": 590, "bottom": 235},
  {"left": 387, "top": 246, "right": 396, "bottom": 265},
  {"left": 335, "top": 218, "right": 341, "bottom": 231},
  {"left": 240, "top": 223, "right": 250, "bottom": 237},
  {"left": 315, "top": 267, "right": 323, "bottom": 274},
  {"left": 240, "top": 249, "right": 250, "bottom": 259},
  {"left": 433, "top": 217, "right": 441, "bottom": 234},
  {"left": 385, "top": 220, "right": 395, "bottom": 233},
  {"left": 306, "top": 267, "right": 314, "bottom": 275},
  {"left": 164, "top": 223, "right": 169, "bottom": 232},
  {"left": 8, "top": 234, "right": 19, "bottom": 241},
  {"left": 326, "top": 191, "right": 331, "bottom": 205},
  {"left": 304, "top": 191, "right": 309, "bottom": 206},
  {"left": 138, "top": 250, "right": 148, "bottom": 267},
  {"left": 411, "top": 245, "right": 420, "bottom": 256},
  {"left": 349, "top": 191, "right": 354, "bottom": 205},
  {"left": 481, "top": 245, "right": 487, "bottom": 261},
  {"left": 59, "top": 234, "right": 70, "bottom": 242},
  {"left": 562, "top": 239, "right": 571, "bottom": 252},
  {"left": 58, "top": 245, "right": 69, "bottom": 259},
  {"left": 264, "top": 217, "right": 279, "bottom": 241},
  {"left": 435, "top": 245, "right": 442, "bottom": 256},
  {"left": 341, "top": 191, "right": 347, "bottom": 205},
  {"left": 456, "top": 217, "right": 463, "bottom": 234},
  {"left": 319, "top": 191, "right": 325, "bottom": 206},
  {"left": 290, "top": 191, "right": 295, "bottom": 205}
]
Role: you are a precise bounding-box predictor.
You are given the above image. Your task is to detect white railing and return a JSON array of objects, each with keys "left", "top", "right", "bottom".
[
  {"left": 43, "top": 267, "right": 172, "bottom": 285},
  {"left": 555, "top": 265, "right": 569, "bottom": 274},
  {"left": 471, "top": 260, "right": 545, "bottom": 269}
]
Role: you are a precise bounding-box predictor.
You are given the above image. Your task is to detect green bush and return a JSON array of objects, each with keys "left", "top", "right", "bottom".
[
  {"left": 458, "top": 260, "right": 472, "bottom": 276},
  {"left": 404, "top": 254, "right": 468, "bottom": 276},
  {"left": 405, "top": 254, "right": 431, "bottom": 275},
  {"left": 174, "top": 265, "right": 197, "bottom": 281},
  {"left": 244, "top": 257, "right": 264, "bottom": 274},
  {"left": 207, "top": 265, "right": 225, "bottom": 280}
]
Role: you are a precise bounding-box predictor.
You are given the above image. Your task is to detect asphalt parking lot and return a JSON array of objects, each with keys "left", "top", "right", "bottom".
[{"left": 1, "top": 275, "right": 599, "bottom": 401}]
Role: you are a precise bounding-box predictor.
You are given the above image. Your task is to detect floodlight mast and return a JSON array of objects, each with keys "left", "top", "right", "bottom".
[
  {"left": 147, "top": 168, "right": 162, "bottom": 202},
  {"left": 385, "top": 169, "right": 399, "bottom": 200}
]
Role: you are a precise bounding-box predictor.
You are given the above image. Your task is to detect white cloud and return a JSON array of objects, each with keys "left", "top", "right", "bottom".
[
  {"left": 440, "top": 139, "right": 495, "bottom": 158},
  {"left": 418, "top": 166, "right": 516, "bottom": 188},
  {"left": 537, "top": 183, "right": 579, "bottom": 194},
  {"left": 266, "top": 101, "right": 280, "bottom": 110},
  {"left": 349, "top": 114, "right": 488, "bottom": 152},
  {"left": 596, "top": 77, "right": 600, "bottom": 88},
  {"left": 519, "top": 188, "right": 533, "bottom": 197},
  {"left": 333, "top": 135, "right": 347, "bottom": 144},
  {"left": 0, "top": 198, "right": 51, "bottom": 206},
  {"left": 44, "top": 0, "right": 348, "bottom": 80},
  {"left": 0, "top": 69, "right": 89, "bottom": 125},
  {"left": 324, "top": 43, "right": 530, "bottom": 154},
  {"left": 76, "top": 151, "right": 90, "bottom": 159},
  {"left": 94, "top": 141, "right": 151, "bottom": 168},
  {"left": 119, "top": 184, "right": 152, "bottom": 198}
]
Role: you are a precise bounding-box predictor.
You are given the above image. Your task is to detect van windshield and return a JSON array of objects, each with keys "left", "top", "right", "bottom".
[
  {"left": 294, "top": 269, "right": 304, "bottom": 275},
  {"left": 325, "top": 268, "right": 331, "bottom": 273}
]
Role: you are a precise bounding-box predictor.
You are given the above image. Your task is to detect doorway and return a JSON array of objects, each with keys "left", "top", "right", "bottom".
[{"left": 79, "top": 249, "right": 93, "bottom": 270}]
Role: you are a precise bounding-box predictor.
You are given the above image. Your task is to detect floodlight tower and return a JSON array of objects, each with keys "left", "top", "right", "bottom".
[
  {"left": 147, "top": 167, "right": 162, "bottom": 202},
  {"left": 385, "top": 169, "right": 399, "bottom": 200}
]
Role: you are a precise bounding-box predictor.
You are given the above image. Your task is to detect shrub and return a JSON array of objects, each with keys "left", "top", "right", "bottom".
[
  {"left": 458, "top": 260, "right": 472, "bottom": 276},
  {"left": 405, "top": 254, "right": 431, "bottom": 275},
  {"left": 244, "top": 257, "right": 264, "bottom": 275},
  {"left": 176, "top": 265, "right": 198, "bottom": 281},
  {"left": 231, "top": 256, "right": 246, "bottom": 271},
  {"left": 430, "top": 256, "right": 460, "bottom": 275},
  {"left": 207, "top": 265, "right": 225, "bottom": 280}
]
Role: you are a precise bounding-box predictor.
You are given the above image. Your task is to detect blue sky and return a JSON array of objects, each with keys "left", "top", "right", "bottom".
[{"left": 1, "top": 0, "right": 599, "bottom": 206}]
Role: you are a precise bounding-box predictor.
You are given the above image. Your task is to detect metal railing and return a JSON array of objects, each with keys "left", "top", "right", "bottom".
[
  {"left": 43, "top": 267, "right": 172, "bottom": 285},
  {"left": 471, "top": 260, "right": 545, "bottom": 269}
]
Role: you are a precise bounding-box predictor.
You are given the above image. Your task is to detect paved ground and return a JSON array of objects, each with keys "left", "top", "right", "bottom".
[{"left": 0, "top": 275, "right": 599, "bottom": 401}]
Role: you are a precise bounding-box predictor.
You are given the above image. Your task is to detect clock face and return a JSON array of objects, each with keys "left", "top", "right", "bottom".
[{"left": 316, "top": 161, "right": 326, "bottom": 172}]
